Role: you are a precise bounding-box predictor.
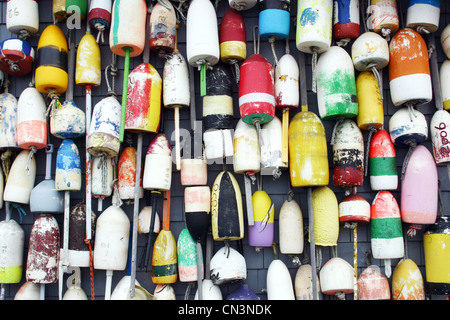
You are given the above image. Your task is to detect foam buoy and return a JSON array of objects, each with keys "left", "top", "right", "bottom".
[
  {"left": 332, "top": 0, "right": 360, "bottom": 46},
  {"left": 55, "top": 139, "right": 82, "bottom": 192},
  {"left": 261, "top": 116, "right": 287, "bottom": 178},
  {"left": 423, "top": 216, "right": 450, "bottom": 295},
  {"left": 352, "top": 32, "right": 389, "bottom": 73},
  {"left": 266, "top": 259, "right": 295, "bottom": 300},
  {"left": 312, "top": 186, "right": 339, "bottom": 246},
  {"left": 210, "top": 245, "right": 246, "bottom": 285},
  {"left": 370, "top": 191, "right": 404, "bottom": 277},
  {"left": 357, "top": 265, "right": 390, "bottom": 300},
  {"left": 0, "top": 39, "right": 35, "bottom": 76},
  {"left": 14, "top": 282, "right": 40, "bottom": 300},
  {"left": 369, "top": 0, "right": 399, "bottom": 39},
  {"left": 50, "top": 100, "right": 85, "bottom": 140},
  {"left": 184, "top": 186, "right": 210, "bottom": 243},
  {"left": 430, "top": 110, "right": 450, "bottom": 164},
  {"left": 0, "top": 92, "right": 18, "bottom": 149},
  {"left": 319, "top": 257, "right": 354, "bottom": 298},
  {"left": 389, "top": 107, "right": 428, "bottom": 148},
  {"left": 368, "top": 129, "right": 398, "bottom": 191},
  {"left": 211, "top": 171, "right": 244, "bottom": 241},
  {"left": 389, "top": 28, "right": 432, "bottom": 107},
  {"left": 316, "top": 46, "right": 358, "bottom": 120},
  {"left": 441, "top": 24, "right": 450, "bottom": 59},
  {"left": 249, "top": 190, "right": 274, "bottom": 248},
  {"left": 406, "top": 0, "right": 440, "bottom": 34},
  {"left": 233, "top": 119, "right": 260, "bottom": 175},
  {"left": 0, "top": 219, "right": 24, "bottom": 284},
  {"left": 339, "top": 193, "right": 371, "bottom": 225},
  {"left": 3, "top": 150, "right": 35, "bottom": 204},
  {"left": 6, "top": 0, "right": 39, "bottom": 36},
  {"left": 332, "top": 119, "right": 364, "bottom": 187},
  {"left": 180, "top": 159, "right": 207, "bottom": 186},
  {"left": 279, "top": 198, "right": 303, "bottom": 255},
  {"left": 259, "top": 0, "right": 291, "bottom": 40},
  {"left": 143, "top": 134, "right": 172, "bottom": 191},
  {"left": 401, "top": 145, "right": 438, "bottom": 234},
  {"left": 227, "top": 284, "right": 260, "bottom": 300},
  {"left": 76, "top": 31, "right": 101, "bottom": 88},
  {"left": 117, "top": 147, "right": 143, "bottom": 201},
  {"left": 88, "top": 0, "right": 112, "bottom": 42},
  {"left": 149, "top": 1, "right": 176, "bottom": 58},
  {"left": 392, "top": 259, "right": 425, "bottom": 300},
  {"left": 177, "top": 228, "right": 201, "bottom": 283},
  {"left": 440, "top": 60, "right": 450, "bottom": 110},
  {"left": 355, "top": 71, "right": 384, "bottom": 131},
  {"left": 91, "top": 156, "right": 114, "bottom": 199},
  {"left": 294, "top": 264, "right": 320, "bottom": 300}
]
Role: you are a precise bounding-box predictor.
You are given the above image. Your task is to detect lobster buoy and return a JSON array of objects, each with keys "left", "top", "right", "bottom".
[
  {"left": 0, "top": 219, "right": 25, "bottom": 284},
  {"left": 203, "top": 64, "right": 234, "bottom": 131},
  {"left": 50, "top": 100, "right": 85, "bottom": 139},
  {"left": 389, "top": 107, "right": 428, "bottom": 148},
  {"left": 137, "top": 206, "right": 160, "bottom": 234},
  {"left": 14, "top": 282, "right": 40, "bottom": 300},
  {"left": 143, "top": 134, "right": 172, "bottom": 191},
  {"left": 319, "top": 257, "right": 354, "bottom": 298},
  {"left": 332, "top": 119, "right": 364, "bottom": 187},
  {"left": 312, "top": 186, "right": 339, "bottom": 246},
  {"left": 117, "top": 147, "right": 143, "bottom": 201},
  {"left": 392, "top": 259, "right": 425, "bottom": 300},
  {"left": 3, "top": 149, "right": 36, "bottom": 204},
  {"left": 177, "top": 228, "right": 202, "bottom": 282},
  {"left": 368, "top": 129, "right": 398, "bottom": 191},
  {"left": 266, "top": 259, "right": 295, "bottom": 300},
  {"left": 249, "top": 190, "right": 274, "bottom": 248},
  {"left": 35, "top": 24, "right": 68, "bottom": 95},
  {"left": 239, "top": 53, "right": 275, "bottom": 127},
  {"left": 219, "top": 8, "right": 246, "bottom": 77},
  {"left": 68, "top": 202, "right": 96, "bottom": 267},
  {"left": 288, "top": 106, "right": 329, "bottom": 187},
  {"left": 26, "top": 214, "right": 60, "bottom": 284},
  {"left": 295, "top": 264, "right": 321, "bottom": 300},
  {"left": 339, "top": 193, "right": 371, "bottom": 225},
  {"left": 296, "top": 0, "right": 332, "bottom": 55},
  {"left": 0, "top": 92, "right": 18, "bottom": 149},
  {"left": 441, "top": 24, "right": 450, "bottom": 59},
  {"left": 6, "top": 0, "right": 39, "bottom": 37},
  {"left": 87, "top": 96, "right": 121, "bottom": 158},
  {"left": 352, "top": 32, "right": 389, "bottom": 73},
  {"left": 227, "top": 284, "right": 260, "bottom": 300},
  {"left": 149, "top": 1, "right": 177, "bottom": 58},
  {"left": 91, "top": 156, "right": 114, "bottom": 199},
  {"left": 440, "top": 60, "right": 450, "bottom": 111},
  {"left": 355, "top": 71, "right": 384, "bottom": 131},
  {"left": 332, "top": 0, "right": 360, "bottom": 46},
  {"left": 370, "top": 191, "right": 404, "bottom": 278},
  {"left": 184, "top": 186, "right": 211, "bottom": 243},
  {"left": 88, "top": 0, "right": 112, "bottom": 42},
  {"left": 406, "top": 0, "right": 440, "bottom": 34},
  {"left": 0, "top": 39, "right": 35, "bottom": 76},
  {"left": 228, "top": 0, "right": 257, "bottom": 11},
  {"left": 430, "top": 110, "right": 450, "bottom": 164},
  {"left": 389, "top": 28, "right": 432, "bottom": 107},
  {"left": 259, "top": 0, "right": 291, "bottom": 40},
  {"left": 357, "top": 265, "right": 390, "bottom": 300},
  {"left": 203, "top": 129, "right": 234, "bottom": 161},
  {"left": 210, "top": 245, "right": 246, "bottom": 285},
  {"left": 401, "top": 145, "right": 438, "bottom": 233},
  {"left": 261, "top": 116, "right": 287, "bottom": 177},
  {"left": 75, "top": 31, "right": 101, "bottom": 88},
  {"left": 370, "top": 0, "right": 399, "bottom": 39},
  {"left": 279, "top": 198, "right": 304, "bottom": 255},
  {"left": 16, "top": 86, "right": 47, "bottom": 151},
  {"left": 233, "top": 119, "right": 260, "bottom": 175},
  {"left": 94, "top": 204, "right": 130, "bottom": 271},
  {"left": 153, "top": 284, "right": 176, "bottom": 300},
  {"left": 180, "top": 159, "right": 207, "bottom": 186},
  {"left": 423, "top": 216, "right": 450, "bottom": 295},
  {"left": 55, "top": 139, "right": 82, "bottom": 191},
  {"left": 125, "top": 62, "right": 162, "bottom": 133},
  {"left": 316, "top": 46, "right": 358, "bottom": 120},
  {"left": 211, "top": 171, "right": 244, "bottom": 241}
]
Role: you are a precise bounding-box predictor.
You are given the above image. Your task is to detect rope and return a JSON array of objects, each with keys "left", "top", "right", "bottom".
[
  {"left": 94, "top": 23, "right": 105, "bottom": 43},
  {"left": 1, "top": 149, "right": 14, "bottom": 182},
  {"left": 11, "top": 203, "right": 26, "bottom": 223},
  {"left": 269, "top": 36, "right": 279, "bottom": 67},
  {"left": 25, "top": 146, "right": 36, "bottom": 175},
  {"left": 84, "top": 238, "right": 95, "bottom": 300},
  {"left": 364, "top": 126, "right": 376, "bottom": 176},
  {"left": 105, "top": 53, "right": 118, "bottom": 97}
]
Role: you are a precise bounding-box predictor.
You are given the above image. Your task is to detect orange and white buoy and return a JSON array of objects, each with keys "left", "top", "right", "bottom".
[
  {"left": 357, "top": 265, "right": 390, "bottom": 300},
  {"left": 392, "top": 259, "right": 425, "bottom": 300},
  {"left": 369, "top": 0, "right": 399, "bottom": 39},
  {"left": 117, "top": 147, "right": 143, "bottom": 201}
]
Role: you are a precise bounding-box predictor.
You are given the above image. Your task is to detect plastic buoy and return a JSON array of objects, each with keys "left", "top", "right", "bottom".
[
  {"left": 184, "top": 186, "right": 211, "bottom": 243},
  {"left": 368, "top": 129, "right": 398, "bottom": 191},
  {"left": 0, "top": 219, "right": 24, "bottom": 284},
  {"left": 406, "top": 0, "right": 440, "bottom": 34},
  {"left": 423, "top": 216, "right": 450, "bottom": 295},
  {"left": 430, "top": 110, "right": 450, "bottom": 164},
  {"left": 219, "top": 8, "right": 246, "bottom": 77},
  {"left": 312, "top": 186, "right": 339, "bottom": 246},
  {"left": 279, "top": 198, "right": 304, "bottom": 255},
  {"left": 233, "top": 119, "right": 260, "bottom": 175},
  {"left": 389, "top": 107, "right": 428, "bottom": 148},
  {"left": 177, "top": 228, "right": 202, "bottom": 282},
  {"left": 149, "top": 1, "right": 176, "bottom": 58},
  {"left": 14, "top": 282, "right": 40, "bottom": 300},
  {"left": 259, "top": 0, "right": 291, "bottom": 40},
  {"left": 180, "top": 159, "right": 207, "bottom": 186},
  {"left": 117, "top": 147, "right": 143, "bottom": 201},
  {"left": 332, "top": 0, "right": 360, "bottom": 46},
  {"left": 369, "top": 0, "right": 399, "bottom": 39},
  {"left": 319, "top": 257, "right": 354, "bottom": 298},
  {"left": 143, "top": 134, "right": 172, "bottom": 191},
  {"left": 249, "top": 190, "right": 274, "bottom": 248},
  {"left": 267, "top": 259, "right": 295, "bottom": 300},
  {"left": 91, "top": 156, "right": 114, "bottom": 199},
  {"left": 0, "top": 38, "right": 35, "bottom": 76},
  {"left": 440, "top": 60, "right": 450, "bottom": 111},
  {"left": 357, "top": 265, "right": 390, "bottom": 300},
  {"left": 392, "top": 259, "right": 425, "bottom": 300},
  {"left": 50, "top": 100, "right": 85, "bottom": 140},
  {"left": 261, "top": 116, "right": 287, "bottom": 178},
  {"left": 210, "top": 245, "right": 246, "bottom": 285},
  {"left": 55, "top": 139, "right": 82, "bottom": 192},
  {"left": 3, "top": 150, "right": 36, "bottom": 204},
  {"left": 352, "top": 32, "right": 389, "bottom": 73},
  {"left": 355, "top": 71, "right": 384, "bottom": 131}
]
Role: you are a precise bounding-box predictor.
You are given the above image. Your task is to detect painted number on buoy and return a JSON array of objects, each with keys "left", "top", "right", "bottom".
[
  {"left": 435, "top": 122, "right": 450, "bottom": 157},
  {"left": 8, "top": 8, "right": 19, "bottom": 18}
]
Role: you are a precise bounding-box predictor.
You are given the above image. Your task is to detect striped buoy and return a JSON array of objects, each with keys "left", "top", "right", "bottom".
[
  {"left": 357, "top": 265, "right": 390, "bottom": 300},
  {"left": 0, "top": 219, "right": 24, "bottom": 284},
  {"left": 312, "top": 186, "right": 339, "bottom": 247},
  {"left": 0, "top": 39, "right": 35, "bottom": 76},
  {"left": 117, "top": 147, "right": 143, "bottom": 201},
  {"left": 392, "top": 259, "right": 425, "bottom": 300},
  {"left": 339, "top": 193, "right": 371, "bottom": 225},
  {"left": 370, "top": 0, "right": 399, "bottom": 39},
  {"left": 430, "top": 110, "right": 450, "bottom": 164},
  {"left": 333, "top": 0, "right": 360, "bottom": 46},
  {"left": 149, "top": 1, "right": 176, "bottom": 58},
  {"left": 184, "top": 186, "right": 210, "bottom": 242},
  {"left": 177, "top": 228, "right": 202, "bottom": 283},
  {"left": 369, "top": 129, "right": 398, "bottom": 191},
  {"left": 355, "top": 71, "right": 384, "bottom": 131},
  {"left": 249, "top": 190, "right": 274, "bottom": 248},
  {"left": 319, "top": 257, "right": 354, "bottom": 298},
  {"left": 88, "top": 0, "right": 112, "bottom": 42},
  {"left": 143, "top": 134, "right": 172, "bottom": 192},
  {"left": 55, "top": 139, "right": 82, "bottom": 192},
  {"left": 423, "top": 216, "right": 450, "bottom": 295},
  {"left": 389, "top": 107, "right": 428, "bottom": 148},
  {"left": 440, "top": 60, "right": 450, "bottom": 111},
  {"left": 370, "top": 191, "right": 404, "bottom": 278},
  {"left": 406, "top": 0, "right": 440, "bottom": 34}
]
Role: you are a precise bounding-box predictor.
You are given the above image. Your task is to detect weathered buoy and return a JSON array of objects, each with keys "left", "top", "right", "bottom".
[
  {"left": 441, "top": 24, "right": 450, "bottom": 59},
  {"left": 320, "top": 257, "right": 354, "bottom": 299},
  {"left": 0, "top": 219, "right": 24, "bottom": 284},
  {"left": 259, "top": 0, "right": 291, "bottom": 40},
  {"left": 143, "top": 134, "right": 172, "bottom": 191},
  {"left": 233, "top": 119, "right": 260, "bottom": 175},
  {"left": 339, "top": 193, "right": 371, "bottom": 225},
  {"left": 332, "top": 119, "right": 364, "bottom": 187},
  {"left": 6, "top": 0, "right": 39, "bottom": 36},
  {"left": 210, "top": 245, "right": 246, "bottom": 285},
  {"left": 55, "top": 139, "right": 82, "bottom": 192},
  {"left": 88, "top": 0, "right": 112, "bottom": 42},
  {"left": 430, "top": 110, "right": 450, "bottom": 164},
  {"left": 406, "top": 0, "right": 440, "bottom": 34},
  {"left": 316, "top": 46, "right": 358, "bottom": 120},
  {"left": 332, "top": 0, "right": 360, "bottom": 46},
  {"left": 219, "top": 8, "right": 246, "bottom": 77},
  {"left": 423, "top": 216, "right": 450, "bottom": 295},
  {"left": 352, "top": 32, "right": 389, "bottom": 73},
  {"left": 266, "top": 259, "right": 295, "bottom": 300},
  {"left": 91, "top": 156, "right": 114, "bottom": 199},
  {"left": 211, "top": 171, "right": 244, "bottom": 241},
  {"left": 370, "top": 191, "right": 404, "bottom": 277},
  {"left": 50, "top": 100, "right": 86, "bottom": 140},
  {"left": 355, "top": 71, "right": 384, "bottom": 131},
  {"left": 184, "top": 186, "right": 211, "bottom": 243},
  {"left": 76, "top": 31, "right": 101, "bottom": 88},
  {"left": 389, "top": 107, "right": 428, "bottom": 148},
  {"left": 228, "top": 0, "right": 257, "bottom": 11},
  {"left": 261, "top": 116, "right": 287, "bottom": 178},
  {"left": 294, "top": 264, "right": 320, "bottom": 300},
  {"left": 3, "top": 149, "right": 36, "bottom": 204},
  {"left": 357, "top": 265, "right": 390, "bottom": 300},
  {"left": 26, "top": 215, "right": 60, "bottom": 284},
  {"left": 149, "top": 1, "right": 176, "bottom": 58},
  {"left": 370, "top": 0, "right": 399, "bottom": 39},
  {"left": 312, "top": 186, "right": 339, "bottom": 246},
  {"left": 279, "top": 198, "right": 304, "bottom": 255},
  {"left": 249, "top": 190, "right": 274, "bottom": 248},
  {"left": 0, "top": 92, "right": 18, "bottom": 149},
  {"left": 180, "top": 158, "right": 207, "bottom": 186},
  {"left": 288, "top": 106, "right": 329, "bottom": 187},
  {"left": 137, "top": 206, "right": 160, "bottom": 234},
  {"left": 177, "top": 228, "right": 202, "bottom": 283},
  {"left": 392, "top": 259, "right": 425, "bottom": 300},
  {"left": 14, "top": 282, "right": 40, "bottom": 300},
  {"left": 440, "top": 60, "right": 450, "bottom": 111},
  {"left": 153, "top": 284, "right": 176, "bottom": 300},
  {"left": 117, "top": 147, "right": 143, "bottom": 201},
  {"left": 389, "top": 28, "right": 432, "bottom": 107},
  {"left": 401, "top": 145, "right": 438, "bottom": 234},
  {"left": 0, "top": 38, "right": 35, "bottom": 76}
]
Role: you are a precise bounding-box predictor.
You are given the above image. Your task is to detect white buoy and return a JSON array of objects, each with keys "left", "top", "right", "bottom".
[
  {"left": 266, "top": 259, "right": 295, "bottom": 300},
  {"left": 319, "top": 257, "right": 354, "bottom": 298},
  {"left": 209, "top": 245, "right": 246, "bottom": 286},
  {"left": 3, "top": 150, "right": 36, "bottom": 204},
  {"left": 279, "top": 198, "right": 304, "bottom": 255}
]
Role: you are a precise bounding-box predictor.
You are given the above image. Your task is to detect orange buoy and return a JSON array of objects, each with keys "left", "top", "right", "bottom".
[
  {"left": 117, "top": 147, "right": 143, "bottom": 201},
  {"left": 357, "top": 265, "right": 390, "bottom": 300}
]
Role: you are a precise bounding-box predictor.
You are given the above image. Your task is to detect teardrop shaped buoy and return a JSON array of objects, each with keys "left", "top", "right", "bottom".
[
  {"left": 369, "top": 0, "right": 399, "bottom": 39},
  {"left": 249, "top": 190, "right": 274, "bottom": 248},
  {"left": 149, "top": 1, "right": 177, "bottom": 58},
  {"left": 117, "top": 147, "right": 143, "bottom": 201},
  {"left": 311, "top": 186, "right": 339, "bottom": 246},
  {"left": 389, "top": 107, "right": 428, "bottom": 147},
  {"left": 357, "top": 265, "right": 390, "bottom": 300},
  {"left": 406, "top": 0, "right": 440, "bottom": 34},
  {"left": 210, "top": 245, "right": 246, "bottom": 285},
  {"left": 319, "top": 257, "right": 354, "bottom": 297},
  {"left": 50, "top": 100, "right": 86, "bottom": 139},
  {"left": 423, "top": 216, "right": 450, "bottom": 295},
  {"left": 392, "top": 259, "right": 425, "bottom": 300},
  {"left": 55, "top": 139, "right": 82, "bottom": 191},
  {"left": 0, "top": 92, "right": 18, "bottom": 149},
  {"left": 143, "top": 133, "right": 172, "bottom": 191},
  {"left": 75, "top": 31, "right": 101, "bottom": 88},
  {"left": 0, "top": 219, "right": 24, "bottom": 284},
  {"left": 279, "top": 198, "right": 304, "bottom": 255},
  {"left": 267, "top": 259, "right": 295, "bottom": 300},
  {"left": 332, "top": 0, "right": 360, "bottom": 46},
  {"left": 430, "top": 110, "right": 450, "bottom": 164},
  {"left": 3, "top": 149, "right": 36, "bottom": 204},
  {"left": 6, "top": 0, "right": 39, "bottom": 36},
  {"left": 0, "top": 38, "right": 35, "bottom": 76}
]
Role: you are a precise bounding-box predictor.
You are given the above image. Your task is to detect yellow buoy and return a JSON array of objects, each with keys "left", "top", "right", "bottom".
[
  {"left": 248, "top": 190, "right": 274, "bottom": 248},
  {"left": 311, "top": 186, "right": 339, "bottom": 246},
  {"left": 288, "top": 106, "right": 329, "bottom": 187},
  {"left": 392, "top": 259, "right": 425, "bottom": 300},
  {"left": 35, "top": 24, "right": 68, "bottom": 95},
  {"left": 355, "top": 71, "right": 384, "bottom": 130},
  {"left": 75, "top": 31, "right": 101, "bottom": 87}
]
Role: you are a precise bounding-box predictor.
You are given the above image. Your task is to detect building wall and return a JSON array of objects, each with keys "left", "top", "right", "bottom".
[{"left": 0, "top": 0, "right": 448, "bottom": 300}]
